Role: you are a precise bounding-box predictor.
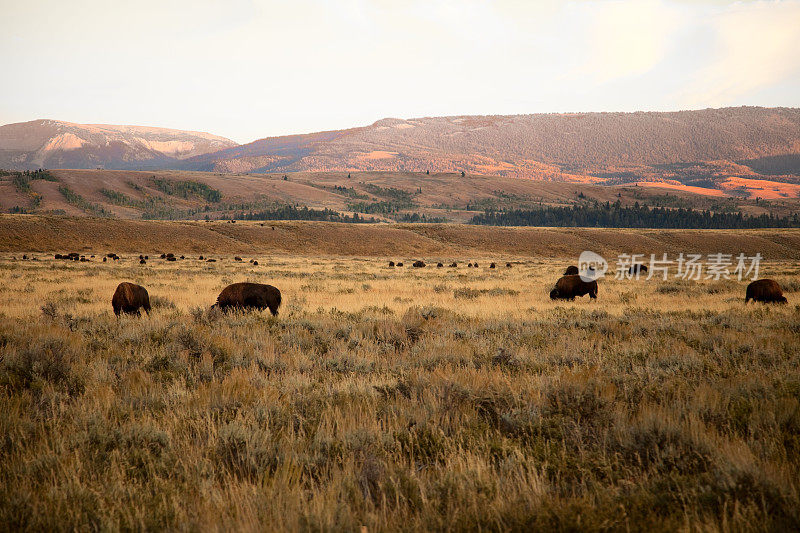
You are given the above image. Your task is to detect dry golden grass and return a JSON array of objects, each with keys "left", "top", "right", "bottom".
[{"left": 1, "top": 253, "right": 799, "bottom": 531}]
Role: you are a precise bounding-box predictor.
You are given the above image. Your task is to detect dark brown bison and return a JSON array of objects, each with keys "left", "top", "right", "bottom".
[
  {"left": 413, "top": 260, "right": 425, "bottom": 268},
  {"left": 474, "top": 262, "right": 479, "bottom": 268},
  {"left": 235, "top": 257, "right": 243, "bottom": 262},
  {"left": 140, "top": 259, "right": 146, "bottom": 265},
  {"left": 564, "top": 265, "right": 579, "bottom": 276},
  {"left": 167, "top": 256, "right": 177, "bottom": 262},
  {"left": 396, "top": 262, "right": 403, "bottom": 267},
  {"left": 628, "top": 264, "right": 648, "bottom": 275},
  {"left": 506, "top": 262, "right": 512, "bottom": 268},
  {"left": 745, "top": 279, "right": 787, "bottom": 304},
  {"left": 253, "top": 260, "right": 259, "bottom": 266},
  {"left": 550, "top": 275, "right": 598, "bottom": 300},
  {"left": 489, "top": 262, "right": 496, "bottom": 269},
  {"left": 437, "top": 263, "right": 443, "bottom": 268},
  {"left": 112, "top": 282, "right": 151, "bottom": 316},
  {"left": 389, "top": 261, "right": 395, "bottom": 267},
  {"left": 213, "top": 282, "right": 282, "bottom": 315}
]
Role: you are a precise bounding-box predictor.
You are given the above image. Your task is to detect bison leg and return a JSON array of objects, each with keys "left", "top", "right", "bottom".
[{"left": 268, "top": 304, "right": 279, "bottom": 316}]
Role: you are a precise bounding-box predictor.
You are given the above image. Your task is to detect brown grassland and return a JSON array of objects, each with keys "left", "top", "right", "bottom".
[{"left": 1, "top": 224, "right": 800, "bottom": 531}]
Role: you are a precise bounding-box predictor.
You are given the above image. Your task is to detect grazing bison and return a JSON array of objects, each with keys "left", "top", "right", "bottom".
[
  {"left": 628, "top": 264, "right": 648, "bottom": 275},
  {"left": 235, "top": 257, "right": 243, "bottom": 262},
  {"left": 213, "top": 282, "right": 282, "bottom": 315},
  {"left": 396, "top": 262, "right": 403, "bottom": 267},
  {"left": 468, "top": 263, "right": 473, "bottom": 268},
  {"left": 550, "top": 275, "right": 598, "bottom": 301},
  {"left": 745, "top": 279, "right": 787, "bottom": 304},
  {"left": 207, "top": 258, "right": 217, "bottom": 262},
  {"left": 474, "top": 262, "right": 479, "bottom": 268},
  {"left": 413, "top": 260, "right": 425, "bottom": 268},
  {"left": 253, "top": 260, "right": 259, "bottom": 266},
  {"left": 199, "top": 255, "right": 204, "bottom": 260},
  {"left": 564, "top": 265, "right": 579, "bottom": 276},
  {"left": 437, "top": 263, "right": 443, "bottom": 268},
  {"left": 449, "top": 262, "right": 457, "bottom": 268},
  {"left": 490, "top": 262, "right": 496, "bottom": 269},
  {"left": 139, "top": 259, "right": 146, "bottom": 265},
  {"left": 102, "top": 257, "right": 107, "bottom": 262},
  {"left": 112, "top": 282, "right": 151, "bottom": 316},
  {"left": 506, "top": 262, "right": 512, "bottom": 268},
  {"left": 167, "top": 256, "right": 177, "bottom": 262},
  {"left": 389, "top": 261, "right": 395, "bottom": 267}
]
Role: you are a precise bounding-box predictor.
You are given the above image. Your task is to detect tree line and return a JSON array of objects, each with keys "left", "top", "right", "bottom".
[{"left": 470, "top": 201, "right": 800, "bottom": 229}]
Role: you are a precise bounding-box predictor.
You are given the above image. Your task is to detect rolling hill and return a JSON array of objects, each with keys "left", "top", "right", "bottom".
[
  {"left": 179, "top": 107, "right": 800, "bottom": 183},
  {"left": 0, "top": 120, "right": 238, "bottom": 171},
  {"left": 2, "top": 169, "right": 799, "bottom": 223}
]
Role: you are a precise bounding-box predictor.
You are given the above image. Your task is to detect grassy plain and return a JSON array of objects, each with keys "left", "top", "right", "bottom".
[{"left": 1, "top": 250, "right": 799, "bottom": 531}]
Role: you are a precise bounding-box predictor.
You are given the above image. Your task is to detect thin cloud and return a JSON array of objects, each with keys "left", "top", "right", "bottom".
[{"left": 679, "top": 0, "right": 800, "bottom": 107}]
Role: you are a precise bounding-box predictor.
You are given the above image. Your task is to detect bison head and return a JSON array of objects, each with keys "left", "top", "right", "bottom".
[{"left": 549, "top": 288, "right": 559, "bottom": 299}]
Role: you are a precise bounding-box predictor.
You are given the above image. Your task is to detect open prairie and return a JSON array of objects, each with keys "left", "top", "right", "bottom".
[{"left": 1, "top": 242, "right": 799, "bottom": 530}]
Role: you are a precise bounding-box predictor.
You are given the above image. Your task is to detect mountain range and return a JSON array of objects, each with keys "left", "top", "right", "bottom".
[
  {"left": 2, "top": 107, "right": 800, "bottom": 188},
  {"left": 0, "top": 120, "right": 237, "bottom": 171}
]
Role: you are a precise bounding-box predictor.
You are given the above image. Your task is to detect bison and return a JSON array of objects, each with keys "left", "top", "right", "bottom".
[
  {"left": 253, "top": 260, "right": 259, "bottom": 266},
  {"left": 389, "top": 261, "right": 395, "bottom": 267},
  {"left": 450, "top": 262, "right": 458, "bottom": 268},
  {"left": 396, "top": 262, "right": 403, "bottom": 267},
  {"left": 628, "top": 264, "right": 648, "bottom": 275},
  {"left": 506, "top": 262, "right": 512, "bottom": 268},
  {"left": 489, "top": 262, "right": 496, "bottom": 269},
  {"left": 437, "top": 263, "right": 443, "bottom": 268},
  {"left": 112, "top": 282, "right": 151, "bottom": 316},
  {"left": 213, "top": 282, "right": 282, "bottom": 315},
  {"left": 564, "top": 265, "right": 579, "bottom": 276},
  {"left": 745, "top": 279, "right": 787, "bottom": 304},
  {"left": 413, "top": 260, "right": 425, "bottom": 268},
  {"left": 550, "top": 275, "right": 598, "bottom": 300}
]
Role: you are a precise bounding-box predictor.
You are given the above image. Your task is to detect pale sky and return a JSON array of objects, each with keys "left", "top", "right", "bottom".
[{"left": 1, "top": 0, "right": 799, "bottom": 143}]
